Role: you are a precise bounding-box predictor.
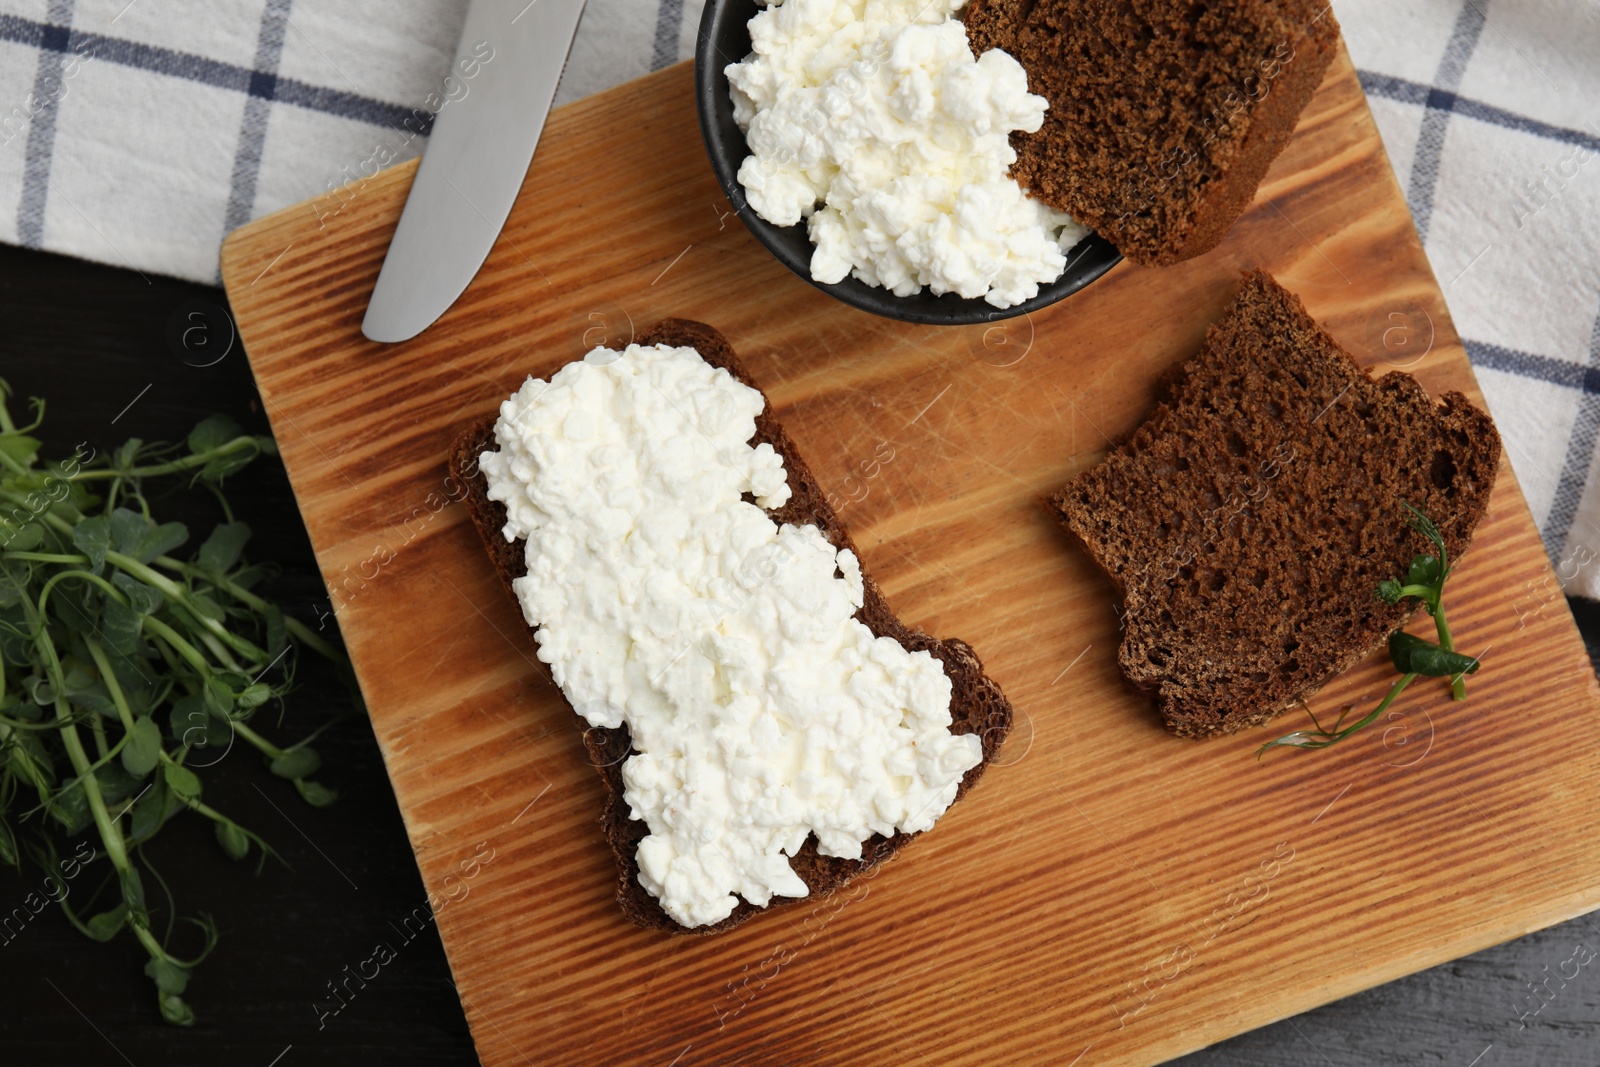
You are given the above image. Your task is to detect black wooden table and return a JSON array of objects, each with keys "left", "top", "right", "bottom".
[{"left": 0, "top": 243, "right": 1595, "bottom": 1066}]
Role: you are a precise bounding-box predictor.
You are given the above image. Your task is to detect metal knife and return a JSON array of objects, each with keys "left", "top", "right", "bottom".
[{"left": 362, "top": 0, "right": 588, "bottom": 343}]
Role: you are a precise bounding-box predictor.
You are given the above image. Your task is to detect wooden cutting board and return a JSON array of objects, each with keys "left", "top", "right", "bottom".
[{"left": 220, "top": 48, "right": 1600, "bottom": 1067}]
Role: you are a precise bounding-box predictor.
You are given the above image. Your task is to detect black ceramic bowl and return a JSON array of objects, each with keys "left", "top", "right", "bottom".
[{"left": 694, "top": 0, "right": 1121, "bottom": 326}]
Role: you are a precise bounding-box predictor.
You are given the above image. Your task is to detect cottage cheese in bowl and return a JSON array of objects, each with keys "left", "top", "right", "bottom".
[{"left": 726, "top": 0, "right": 1087, "bottom": 310}]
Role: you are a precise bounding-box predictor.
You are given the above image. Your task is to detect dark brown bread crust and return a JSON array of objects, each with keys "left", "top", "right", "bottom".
[
  {"left": 1048, "top": 271, "right": 1501, "bottom": 738},
  {"left": 961, "top": 0, "right": 1340, "bottom": 266},
  {"left": 450, "top": 319, "right": 1012, "bottom": 933}
]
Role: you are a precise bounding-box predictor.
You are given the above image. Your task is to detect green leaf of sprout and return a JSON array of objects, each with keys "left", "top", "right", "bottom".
[
  {"left": 187, "top": 415, "right": 242, "bottom": 456},
  {"left": 270, "top": 746, "right": 321, "bottom": 780},
  {"left": 1405, "top": 553, "right": 1441, "bottom": 587},
  {"left": 2, "top": 518, "right": 44, "bottom": 552},
  {"left": 138, "top": 522, "right": 189, "bottom": 564},
  {"left": 0, "top": 433, "right": 41, "bottom": 467},
  {"left": 102, "top": 596, "right": 144, "bottom": 654},
  {"left": 1388, "top": 631, "right": 1480, "bottom": 677},
  {"left": 162, "top": 761, "right": 202, "bottom": 803},
  {"left": 121, "top": 717, "right": 162, "bottom": 779},
  {"left": 68, "top": 681, "right": 116, "bottom": 720},
  {"left": 144, "top": 957, "right": 191, "bottom": 996},
  {"left": 157, "top": 991, "right": 195, "bottom": 1027},
  {"left": 51, "top": 585, "right": 101, "bottom": 637},
  {"left": 111, "top": 571, "right": 163, "bottom": 615},
  {"left": 72, "top": 515, "right": 110, "bottom": 571},
  {"left": 109, "top": 508, "right": 151, "bottom": 555},
  {"left": 197, "top": 522, "right": 251, "bottom": 573},
  {"left": 199, "top": 452, "right": 254, "bottom": 485},
  {"left": 128, "top": 780, "right": 170, "bottom": 844},
  {"left": 264, "top": 605, "right": 287, "bottom": 659},
  {"left": 84, "top": 904, "right": 129, "bottom": 941},
  {"left": 51, "top": 780, "right": 90, "bottom": 834},
  {"left": 294, "top": 779, "right": 338, "bottom": 808},
  {"left": 114, "top": 437, "right": 142, "bottom": 469},
  {"left": 235, "top": 683, "right": 272, "bottom": 710},
  {"left": 168, "top": 693, "right": 230, "bottom": 751},
  {"left": 94, "top": 763, "right": 142, "bottom": 807},
  {"left": 202, "top": 676, "right": 233, "bottom": 719},
  {"left": 62, "top": 660, "right": 96, "bottom": 694},
  {"left": 214, "top": 821, "right": 250, "bottom": 861},
  {"left": 188, "top": 594, "right": 227, "bottom": 625},
  {"left": 167, "top": 692, "right": 205, "bottom": 743}
]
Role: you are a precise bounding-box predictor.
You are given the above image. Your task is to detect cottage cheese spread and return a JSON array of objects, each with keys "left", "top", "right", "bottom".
[
  {"left": 726, "top": 0, "right": 1087, "bottom": 309},
  {"left": 479, "top": 342, "right": 983, "bottom": 927}
]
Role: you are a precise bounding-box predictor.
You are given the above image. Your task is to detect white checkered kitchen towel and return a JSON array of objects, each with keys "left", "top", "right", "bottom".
[
  {"left": 0, "top": 0, "right": 1598, "bottom": 595},
  {"left": 0, "top": 0, "right": 706, "bottom": 277}
]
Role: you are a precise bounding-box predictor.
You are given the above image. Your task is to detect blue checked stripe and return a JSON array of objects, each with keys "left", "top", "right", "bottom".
[
  {"left": 1466, "top": 332, "right": 1600, "bottom": 560},
  {"left": 1359, "top": 71, "right": 1600, "bottom": 155},
  {"left": 15, "top": 0, "right": 75, "bottom": 248},
  {"left": 1404, "top": 0, "right": 1487, "bottom": 246},
  {"left": 221, "top": 0, "right": 293, "bottom": 263},
  {"left": 1541, "top": 305, "right": 1600, "bottom": 556},
  {"left": 650, "top": 0, "right": 685, "bottom": 72},
  {"left": 1465, "top": 340, "right": 1600, "bottom": 394},
  {"left": 1355, "top": 0, "right": 1600, "bottom": 560},
  {"left": 0, "top": 13, "right": 429, "bottom": 135}
]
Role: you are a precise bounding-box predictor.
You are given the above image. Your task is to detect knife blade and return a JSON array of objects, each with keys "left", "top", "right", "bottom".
[{"left": 362, "top": 0, "right": 587, "bottom": 343}]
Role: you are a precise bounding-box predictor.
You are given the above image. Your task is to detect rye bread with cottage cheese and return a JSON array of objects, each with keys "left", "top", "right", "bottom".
[
  {"left": 961, "top": 0, "right": 1340, "bottom": 266},
  {"left": 450, "top": 318, "right": 1013, "bottom": 933},
  {"left": 1048, "top": 271, "right": 1501, "bottom": 738}
]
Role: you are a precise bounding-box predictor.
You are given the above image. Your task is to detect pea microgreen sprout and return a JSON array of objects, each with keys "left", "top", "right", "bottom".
[
  {"left": 1375, "top": 500, "right": 1468, "bottom": 699},
  {"left": 1257, "top": 501, "right": 1481, "bottom": 758},
  {"left": 0, "top": 381, "right": 353, "bottom": 1024}
]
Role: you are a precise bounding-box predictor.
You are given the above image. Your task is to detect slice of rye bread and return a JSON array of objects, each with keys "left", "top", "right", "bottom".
[
  {"left": 449, "top": 318, "right": 1013, "bottom": 933},
  {"left": 1048, "top": 271, "right": 1501, "bottom": 739},
  {"left": 961, "top": 0, "right": 1340, "bottom": 266}
]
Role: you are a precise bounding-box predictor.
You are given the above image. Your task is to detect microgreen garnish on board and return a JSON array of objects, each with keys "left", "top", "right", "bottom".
[
  {"left": 0, "top": 381, "right": 355, "bottom": 1024},
  {"left": 1257, "top": 501, "right": 1479, "bottom": 758}
]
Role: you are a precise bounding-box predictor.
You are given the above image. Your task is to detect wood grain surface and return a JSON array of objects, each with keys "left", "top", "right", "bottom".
[{"left": 219, "top": 49, "right": 1600, "bottom": 1067}]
